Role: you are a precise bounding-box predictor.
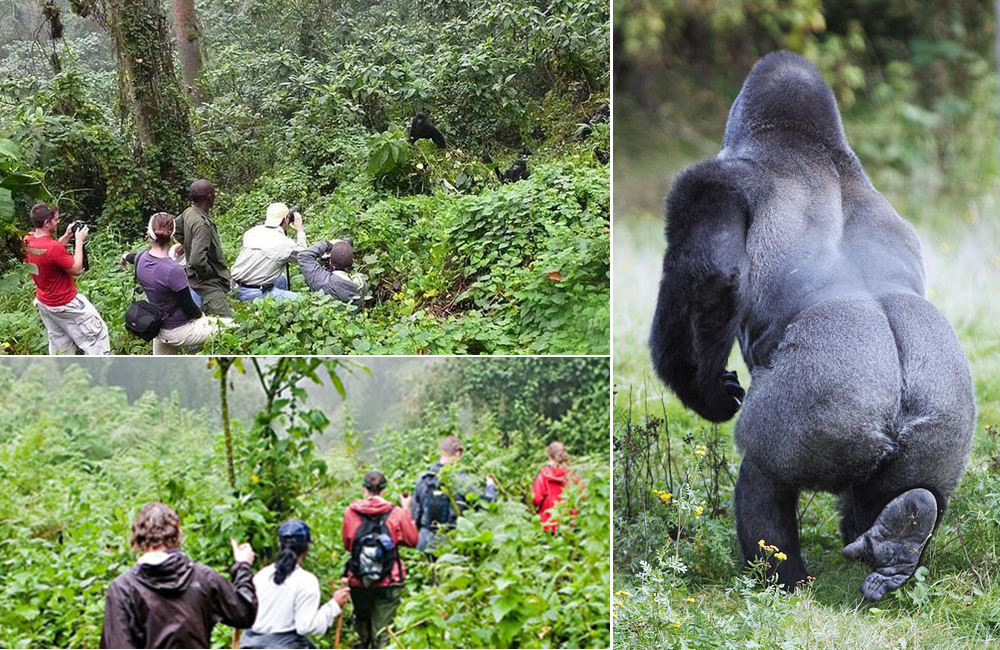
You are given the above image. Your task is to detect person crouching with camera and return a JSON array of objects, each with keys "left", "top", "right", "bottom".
[
  {"left": 297, "top": 238, "right": 369, "bottom": 308},
  {"left": 230, "top": 202, "right": 307, "bottom": 301},
  {"left": 24, "top": 202, "right": 110, "bottom": 354}
]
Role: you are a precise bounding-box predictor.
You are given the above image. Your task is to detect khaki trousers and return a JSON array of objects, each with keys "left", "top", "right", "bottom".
[
  {"left": 34, "top": 294, "right": 110, "bottom": 355},
  {"left": 153, "top": 316, "right": 234, "bottom": 355}
]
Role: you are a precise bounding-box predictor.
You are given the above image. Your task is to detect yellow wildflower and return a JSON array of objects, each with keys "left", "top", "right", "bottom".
[
  {"left": 251, "top": 474, "right": 260, "bottom": 483},
  {"left": 758, "top": 539, "right": 766, "bottom": 548},
  {"left": 615, "top": 590, "right": 631, "bottom": 597},
  {"left": 612, "top": 610, "right": 617, "bottom": 618},
  {"left": 673, "top": 620, "right": 681, "bottom": 628},
  {"left": 613, "top": 601, "right": 623, "bottom": 607},
  {"left": 686, "top": 598, "right": 695, "bottom": 603},
  {"left": 694, "top": 507, "right": 703, "bottom": 516},
  {"left": 775, "top": 552, "right": 788, "bottom": 561}
]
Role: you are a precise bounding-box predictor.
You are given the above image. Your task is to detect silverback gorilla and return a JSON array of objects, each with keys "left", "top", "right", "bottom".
[{"left": 649, "top": 51, "right": 975, "bottom": 601}]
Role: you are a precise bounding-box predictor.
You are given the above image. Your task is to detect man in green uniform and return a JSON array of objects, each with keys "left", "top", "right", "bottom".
[{"left": 176, "top": 179, "right": 233, "bottom": 317}]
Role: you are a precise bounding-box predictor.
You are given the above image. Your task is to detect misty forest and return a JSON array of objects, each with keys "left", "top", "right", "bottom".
[
  {"left": 0, "top": 0, "right": 609, "bottom": 355},
  {"left": 0, "top": 356, "right": 611, "bottom": 648}
]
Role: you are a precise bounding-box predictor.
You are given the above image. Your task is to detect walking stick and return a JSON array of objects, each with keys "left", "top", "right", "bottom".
[
  {"left": 334, "top": 613, "right": 344, "bottom": 649},
  {"left": 232, "top": 628, "right": 242, "bottom": 649}
]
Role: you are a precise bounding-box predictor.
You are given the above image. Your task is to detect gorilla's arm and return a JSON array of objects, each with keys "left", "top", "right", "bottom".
[{"left": 650, "top": 159, "right": 755, "bottom": 422}]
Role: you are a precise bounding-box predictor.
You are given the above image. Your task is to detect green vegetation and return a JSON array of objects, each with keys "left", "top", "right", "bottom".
[
  {"left": 614, "top": 1, "right": 1000, "bottom": 647},
  {"left": 0, "top": 356, "right": 611, "bottom": 648},
  {"left": 0, "top": 0, "right": 610, "bottom": 354}
]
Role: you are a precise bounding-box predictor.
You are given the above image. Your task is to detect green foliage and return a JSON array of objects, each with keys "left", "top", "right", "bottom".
[
  {"left": 421, "top": 357, "right": 610, "bottom": 457},
  {"left": 0, "top": 138, "right": 50, "bottom": 274},
  {"left": 0, "top": 359, "right": 610, "bottom": 648},
  {"left": 0, "top": 0, "right": 610, "bottom": 353}
]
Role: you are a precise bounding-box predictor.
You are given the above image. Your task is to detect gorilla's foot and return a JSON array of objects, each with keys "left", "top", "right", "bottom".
[{"left": 842, "top": 488, "right": 937, "bottom": 601}]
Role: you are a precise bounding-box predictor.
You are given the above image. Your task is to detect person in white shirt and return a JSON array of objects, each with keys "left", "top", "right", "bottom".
[
  {"left": 240, "top": 520, "right": 350, "bottom": 649},
  {"left": 231, "top": 202, "right": 308, "bottom": 301}
]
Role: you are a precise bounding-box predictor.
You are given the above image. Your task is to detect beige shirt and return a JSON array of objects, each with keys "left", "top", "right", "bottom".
[{"left": 231, "top": 225, "right": 307, "bottom": 286}]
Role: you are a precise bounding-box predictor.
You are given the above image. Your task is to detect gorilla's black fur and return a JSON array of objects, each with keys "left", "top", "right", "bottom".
[
  {"left": 649, "top": 51, "right": 975, "bottom": 601},
  {"left": 409, "top": 111, "right": 446, "bottom": 149},
  {"left": 496, "top": 159, "right": 530, "bottom": 183}
]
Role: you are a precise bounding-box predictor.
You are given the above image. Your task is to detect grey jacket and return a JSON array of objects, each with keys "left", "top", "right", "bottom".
[{"left": 297, "top": 241, "right": 367, "bottom": 305}]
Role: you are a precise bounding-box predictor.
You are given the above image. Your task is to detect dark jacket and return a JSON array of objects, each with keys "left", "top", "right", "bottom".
[
  {"left": 342, "top": 497, "right": 418, "bottom": 588},
  {"left": 99, "top": 551, "right": 257, "bottom": 649},
  {"left": 296, "top": 241, "right": 365, "bottom": 304},
  {"left": 177, "top": 206, "right": 231, "bottom": 287},
  {"left": 411, "top": 462, "right": 498, "bottom": 530}
]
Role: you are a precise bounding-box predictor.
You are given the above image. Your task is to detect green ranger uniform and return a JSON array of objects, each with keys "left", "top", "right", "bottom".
[{"left": 177, "top": 205, "right": 233, "bottom": 317}]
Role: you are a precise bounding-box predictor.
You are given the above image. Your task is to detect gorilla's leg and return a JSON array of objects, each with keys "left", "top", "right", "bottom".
[
  {"left": 734, "top": 458, "right": 809, "bottom": 590},
  {"left": 843, "top": 488, "right": 937, "bottom": 601},
  {"left": 840, "top": 293, "right": 976, "bottom": 601}
]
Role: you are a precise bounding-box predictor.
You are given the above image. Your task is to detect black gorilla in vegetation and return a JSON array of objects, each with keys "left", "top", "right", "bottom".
[
  {"left": 649, "top": 51, "right": 975, "bottom": 601},
  {"left": 409, "top": 111, "right": 446, "bottom": 149},
  {"left": 593, "top": 147, "right": 609, "bottom": 165},
  {"left": 495, "top": 159, "right": 530, "bottom": 183},
  {"left": 578, "top": 104, "right": 610, "bottom": 139}
]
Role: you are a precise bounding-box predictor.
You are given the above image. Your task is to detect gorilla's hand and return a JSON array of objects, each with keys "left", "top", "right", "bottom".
[{"left": 703, "top": 370, "right": 745, "bottom": 422}]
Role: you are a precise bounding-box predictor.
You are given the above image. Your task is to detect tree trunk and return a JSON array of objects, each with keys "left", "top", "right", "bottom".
[
  {"left": 98, "top": 0, "right": 196, "bottom": 219},
  {"left": 217, "top": 357, "right": 237, "bottom": 490},
  {"left": 171, "top": 0, "right": 202, "bottom": 104}
]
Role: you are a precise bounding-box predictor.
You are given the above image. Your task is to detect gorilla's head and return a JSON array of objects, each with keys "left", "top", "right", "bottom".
[{"left": 723, "top": 51, "right": 846, "bottom": 153}]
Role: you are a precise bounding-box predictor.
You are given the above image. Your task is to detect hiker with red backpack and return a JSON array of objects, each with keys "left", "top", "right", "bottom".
[
  {"left": 341, "top": 470, "right": 418, "bottom": 649},
  {"left": 531, "top": 441, "right": 582, "bottom": 533}
]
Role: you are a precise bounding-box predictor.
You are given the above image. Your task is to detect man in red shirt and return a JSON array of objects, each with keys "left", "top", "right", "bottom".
[
  {"left": 342, "top": 470, "right": 418, "bottom": 648},
  {"left": 24, "top": 203, "right": 110, "bottom": 354}
]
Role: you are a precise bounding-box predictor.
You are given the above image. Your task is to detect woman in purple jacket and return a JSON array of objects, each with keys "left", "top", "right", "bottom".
[{"left": 123, "top": 212, "right": 235, "bottom": 354}]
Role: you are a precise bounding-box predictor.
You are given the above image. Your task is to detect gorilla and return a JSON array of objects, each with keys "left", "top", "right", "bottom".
[
  {"left": 496, "top": 159, "right": 530, "bottom": 183},
  {"left": 409, "top": 111, "right": 446, "bottom": 149},
  {"left": 649, "top": 51, "right": 975, "bottom": 601}
]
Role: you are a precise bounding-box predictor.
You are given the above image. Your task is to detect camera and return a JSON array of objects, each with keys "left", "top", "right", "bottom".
[
  {"left": 287, "top": 206, "right": 302, "bottom": 223},
  {"left": 68, "top": 220, "right": 89, "bottom": 235}
]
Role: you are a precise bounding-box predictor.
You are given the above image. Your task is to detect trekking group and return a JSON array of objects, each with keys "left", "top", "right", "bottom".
[
  {"left": 24, "top": 179, "right": 368, "bottom": 355},
  {"left": 98, "top": 436, "right": 582, "bottom": 649}
]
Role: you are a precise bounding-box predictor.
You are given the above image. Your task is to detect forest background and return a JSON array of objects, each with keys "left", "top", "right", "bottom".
[
  {"left": 613, "top": 1, "right": 1000, "bottom": 648},
  {"left": 0, "top": 355, "right": 611, "bottom": 648},
  {"left": 0, "top": 0, "right": 610, "bottom": 354}
]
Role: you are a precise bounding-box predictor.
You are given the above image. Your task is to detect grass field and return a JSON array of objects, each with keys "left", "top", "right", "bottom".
[{"left": 612, "top": 106, "right": 1000, "bottom": 649}]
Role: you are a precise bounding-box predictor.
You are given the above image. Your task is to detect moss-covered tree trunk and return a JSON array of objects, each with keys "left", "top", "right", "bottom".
[
  {"left": 171, "top": 0, "right": 203, "bottom": 104},
  {"left": 108, "top": 0, "right": 194, "bottom": 177},
  {"left": 69, "top": 0, "right": 196, "bottom": 224}
]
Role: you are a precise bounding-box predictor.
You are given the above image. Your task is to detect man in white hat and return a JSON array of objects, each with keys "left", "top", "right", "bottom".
[{"left": 230, "top": 202, "right": 308, "bottom": 301}]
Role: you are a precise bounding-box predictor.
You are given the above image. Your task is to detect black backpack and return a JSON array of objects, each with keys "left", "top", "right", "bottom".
[
  {"left": 348, "top": 512, "right": 398, "bottom": 587},
  {"left": 414, "top": 470, "right": 453, "bottom": 529},
  {"left": 124, "top": 251, "right": 164, "bottom": 341}
]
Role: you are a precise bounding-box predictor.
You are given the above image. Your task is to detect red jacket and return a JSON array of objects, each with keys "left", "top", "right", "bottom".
[
  {"left": 531, "top": 465, "right": 580, "bottom": 532},
  {"left": 342, "top": 497, "right": 418, "bottom": 588}
]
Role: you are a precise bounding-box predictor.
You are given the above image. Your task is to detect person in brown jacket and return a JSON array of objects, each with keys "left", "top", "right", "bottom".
[
  {"left": 99, "top": 503, "right": 258, "bottom": 648},
  {"left": 342, "top": 470, "right": 418, "bottom": 649}
]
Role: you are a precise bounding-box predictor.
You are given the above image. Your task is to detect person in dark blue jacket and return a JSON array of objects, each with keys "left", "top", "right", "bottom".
[{"left": 411, "top": 436, "right": 497, "bottom": 551}]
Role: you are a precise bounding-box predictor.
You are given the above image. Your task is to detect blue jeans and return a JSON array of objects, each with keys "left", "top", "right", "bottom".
[{"left": 236, "top": 274, "right": 298, "bottom": 301}]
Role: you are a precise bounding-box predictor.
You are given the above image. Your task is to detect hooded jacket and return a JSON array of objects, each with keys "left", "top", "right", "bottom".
[
  {"left": 99, "top": 550, "right": 257, "bottom": 648},
  {"left": 531, "top": 465, "right": 579, "bottom": 532},
  {"left": 342, "top": 497, "right": 418, "bottom": 588}
]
